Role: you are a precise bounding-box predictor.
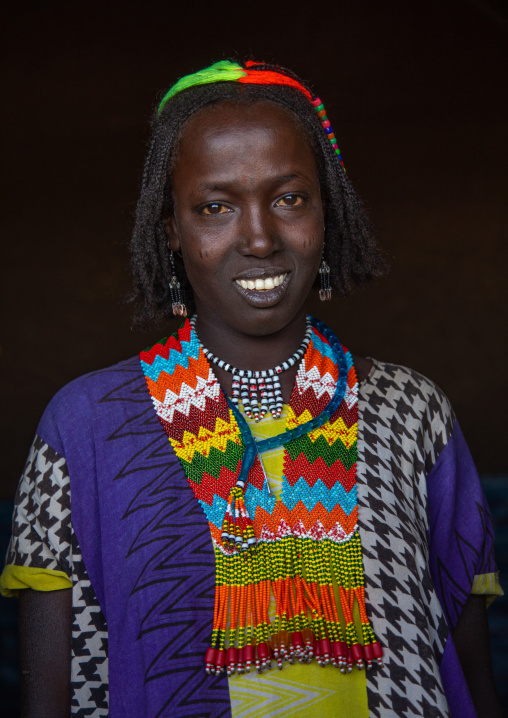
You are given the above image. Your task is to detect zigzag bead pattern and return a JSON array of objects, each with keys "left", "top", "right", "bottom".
[{"left": 140, "top": 317, "right": 383, "bottom": 677}]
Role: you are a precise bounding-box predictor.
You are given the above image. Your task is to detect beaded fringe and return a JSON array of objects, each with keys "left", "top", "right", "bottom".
[
  {"left": 140, "top": 318, "right": 384, "bottom": 678},
  {"left": 205, "top": 533, "right": 383, "bottom": 676}
]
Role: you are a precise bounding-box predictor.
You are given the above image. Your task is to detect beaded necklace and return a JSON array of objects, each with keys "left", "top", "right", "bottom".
[
  {"left": 140, "top": 317, "right": 383, "bottom": 677},
  {"left": 190, "top": 315, "right": 313, "bottom": 421}
]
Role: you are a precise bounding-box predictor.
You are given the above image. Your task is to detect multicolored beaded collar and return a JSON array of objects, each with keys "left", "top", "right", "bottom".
[
  {"left": 140, "top": 317, "right": 382, "bottom": 676},
  {"left": 158, "top": 59, "right": 345, "bottom": 170}
]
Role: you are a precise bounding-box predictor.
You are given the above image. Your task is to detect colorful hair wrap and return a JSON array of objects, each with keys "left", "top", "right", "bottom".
[{"left": 158, "top": 59, "right": 345, "bottom": 169}]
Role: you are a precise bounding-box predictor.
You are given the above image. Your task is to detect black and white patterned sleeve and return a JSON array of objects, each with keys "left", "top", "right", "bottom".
[
  {"left": 1, "top": 434, "right": 110, "bottom": 716},
  {"left": 1, "top": 434, "right": 73, "bottom": 593}
]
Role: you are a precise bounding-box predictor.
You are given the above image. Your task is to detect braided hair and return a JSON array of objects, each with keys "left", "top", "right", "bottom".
[{"left": 130, "top": 61, "right": 387, "bottom": 325}]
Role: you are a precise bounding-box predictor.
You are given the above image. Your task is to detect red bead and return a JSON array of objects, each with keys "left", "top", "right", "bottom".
[
  {"left": 215, "top": 649, "right": 226, "bottom": 668},
  {"left": 237, "top": 647, "right": 244, "bottom": 666},
  {"left": 320, "top": 637, "right": 331, "bottom": 657},
  {"left": 257, "top": 642, "right": 269, "bottom": 661},
  {"left": 226, "top": 646, "right": 238, "bottom": 667},
  {"left": 363, "top": 643, "right": 374, "bottom": 662},
  {"left": 372, "top": 641, "right": 383, "bottom": 659},
  {"left": 244, "top": 645, "right": 255, "bottom": 663},
  {"left": 351, "top": 643, "right": 364, "bottom": 663},
  {"left": 292, "top": 631, "right": 303, "bottom": 650},
  {"left": 205, "top": 647, "right": 217, "bottom": 665},
  {"left": 333, "top": 641, "right": 347, "bottom": 660}
]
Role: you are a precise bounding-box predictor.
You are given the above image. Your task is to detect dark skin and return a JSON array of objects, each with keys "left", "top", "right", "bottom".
[
  {"left": 19, "top": 588, "right": 71, "bottom": 717},
  {"left": 165, "top": 102, "right": 325, "bottom": 403},
  {"left": 18, "top": 101, "right": 504, "bottom": 716}
]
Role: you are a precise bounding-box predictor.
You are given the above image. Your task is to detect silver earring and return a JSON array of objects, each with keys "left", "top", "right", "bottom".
[
  {"left": 318, "top": 256, "right": 332, "bottom": 301},
  {"left": 168, "top": 250, "right": 187, "bottom": 317}
]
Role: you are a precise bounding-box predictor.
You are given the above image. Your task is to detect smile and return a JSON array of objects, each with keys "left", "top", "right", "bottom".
[{"left": 235, "top": 274, "right": 287, "bottom": 291}]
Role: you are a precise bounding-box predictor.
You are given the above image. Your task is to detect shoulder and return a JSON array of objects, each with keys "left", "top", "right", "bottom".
[
  {"left": 359, "top": 358, "right": 456, "bottom": 470},
  {"left": 360, "top": 358, "right": 453, "bottom": 414},
  {"left": 36, "top": 354, "right": 148, "bottom": 454}
]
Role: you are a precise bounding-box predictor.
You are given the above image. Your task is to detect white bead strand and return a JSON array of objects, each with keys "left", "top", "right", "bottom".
[{"left": 190, "top": 316, "right": 312, "bottom": 420}]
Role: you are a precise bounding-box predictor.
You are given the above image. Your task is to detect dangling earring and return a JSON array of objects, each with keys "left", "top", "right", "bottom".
[
  {"left": 168, "top": 250, "right": 187, "bottom": 317},
  {"left": 319, "top": 255, "right": 332, "bottom": 301}
]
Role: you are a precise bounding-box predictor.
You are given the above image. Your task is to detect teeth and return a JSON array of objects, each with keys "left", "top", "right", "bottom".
[{"left": 236, "top": 274, "right": 286, "bottom": 291}]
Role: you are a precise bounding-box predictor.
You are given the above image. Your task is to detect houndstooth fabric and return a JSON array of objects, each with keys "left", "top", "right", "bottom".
[
  {"left": 358, "top": 360, "right": 453, "bottom": 718},
  {"left": 5, "top": 435, "right": 108, "bottom": 716},
  {"left": 7, "top": 436, "right": 72, "bottom": 575},
  {"left": 6, "top": 360, "right": 460, "bottom": 716}
]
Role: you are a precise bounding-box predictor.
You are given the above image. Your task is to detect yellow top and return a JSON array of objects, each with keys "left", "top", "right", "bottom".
[{"left": 228, "top": 408, "right": 370, "bottom": 718}]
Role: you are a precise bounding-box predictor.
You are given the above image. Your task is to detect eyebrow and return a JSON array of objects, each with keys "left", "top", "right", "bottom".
[{"left": 196, "top": 173, "right": 307, "bottom": 193}]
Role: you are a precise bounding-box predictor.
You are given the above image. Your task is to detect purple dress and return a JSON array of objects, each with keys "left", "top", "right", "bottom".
[{"left": 1, "top": 341, "right": 500, "bottom": 717}]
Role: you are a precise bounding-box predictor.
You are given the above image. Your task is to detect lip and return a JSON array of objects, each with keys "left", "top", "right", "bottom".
[
  {"left": 233, "top": 267, "right": 289, "bottom": 281},
  {"left": 233, "top": 271, "right": 291, "bottom": 308}
]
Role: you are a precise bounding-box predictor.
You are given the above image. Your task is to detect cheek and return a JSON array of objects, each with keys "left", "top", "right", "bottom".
[
  {"left": 301, "top": 235, "right": 322, "bottom": 251},
  {"left": 298, "top": 206, "right": 325, "bottom": 246},
  {"left": 180, "top": 233, "right": 231, "bottom": 289},
  {"left": 182, "top": 234, "right": 213, "bottom": 264},
  {"left": 294, "top": 222, "right": 324, "bottom": 258}
]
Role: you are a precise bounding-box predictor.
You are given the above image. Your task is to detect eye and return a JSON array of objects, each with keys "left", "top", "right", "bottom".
[
  {"left": 275, "top": 194, "right": 305, "bottom": 207},
  {"left": 201, "top": 203, "right": 231, "bottom": 215}
]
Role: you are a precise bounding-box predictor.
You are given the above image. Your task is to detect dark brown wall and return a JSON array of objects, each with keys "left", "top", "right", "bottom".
[{"left": 1, "top": 0, "right": 507, "bottom": 497}]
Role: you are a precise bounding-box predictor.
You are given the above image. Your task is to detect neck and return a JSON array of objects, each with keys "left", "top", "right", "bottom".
[
  {"left": 191, "top": 309, "right": 310, "bottom": 405},
  {"left": 191, "top": 310, "right": 309, "bottom": 371}
]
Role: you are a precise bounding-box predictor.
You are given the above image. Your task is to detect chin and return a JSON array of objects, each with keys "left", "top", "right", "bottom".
[{"left": 234, "top": 304, "right": 306, "bottom": 338}]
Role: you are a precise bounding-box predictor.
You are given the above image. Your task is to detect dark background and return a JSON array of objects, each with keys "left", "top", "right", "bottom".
[
  {"left": 1, "top": 3, "right": 508, "bottom": 712},
  {"left": 1, "top": 0, "right": 507, "bottom": 491}
]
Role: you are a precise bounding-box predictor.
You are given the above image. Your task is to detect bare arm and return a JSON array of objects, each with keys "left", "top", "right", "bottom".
[
  {"left": 452, "top": 594, "right": 505, "bottom": 718},
  {"left": 19, "top": 588, "right": 72, "bottom": 718}
]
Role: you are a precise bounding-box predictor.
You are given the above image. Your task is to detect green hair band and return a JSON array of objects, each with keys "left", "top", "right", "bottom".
[
  {"left": 156, "top": 59, "right": 346, "bottom": 170},
  {"left": 158, "top": 60, "right": 247, "bottom": 114}
]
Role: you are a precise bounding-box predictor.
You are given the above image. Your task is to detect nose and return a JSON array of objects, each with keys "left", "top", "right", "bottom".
[{"left": 237, "top": 204, "right": 280, "bottom": 258}]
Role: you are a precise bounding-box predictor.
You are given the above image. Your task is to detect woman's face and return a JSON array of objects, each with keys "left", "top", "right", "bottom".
[{"left": 165, "top": 100, "right": 325, "bottom": 338}]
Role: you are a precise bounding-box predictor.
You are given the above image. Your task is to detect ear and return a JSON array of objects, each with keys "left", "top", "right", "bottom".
[{"left": 163, "top": 213, "right": 181, "bottom": 252}]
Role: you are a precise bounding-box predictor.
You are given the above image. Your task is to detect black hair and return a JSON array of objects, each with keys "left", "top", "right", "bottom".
[{"left": 130, "top": 62, "right": 387, "bottom": 325}]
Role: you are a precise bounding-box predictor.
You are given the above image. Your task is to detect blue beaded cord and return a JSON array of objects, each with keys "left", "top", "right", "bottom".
[{"left": 227, "top": 317, "right": 348, "bottom": 489}]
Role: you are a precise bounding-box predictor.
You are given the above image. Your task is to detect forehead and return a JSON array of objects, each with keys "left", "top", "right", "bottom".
[{"left": 172, "top": 100, "right": 318, "bottom": 189}]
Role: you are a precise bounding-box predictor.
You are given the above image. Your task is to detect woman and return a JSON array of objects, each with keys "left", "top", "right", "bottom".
[{"left": 1, "top": 60, "right": 503, "bottom": 718}]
